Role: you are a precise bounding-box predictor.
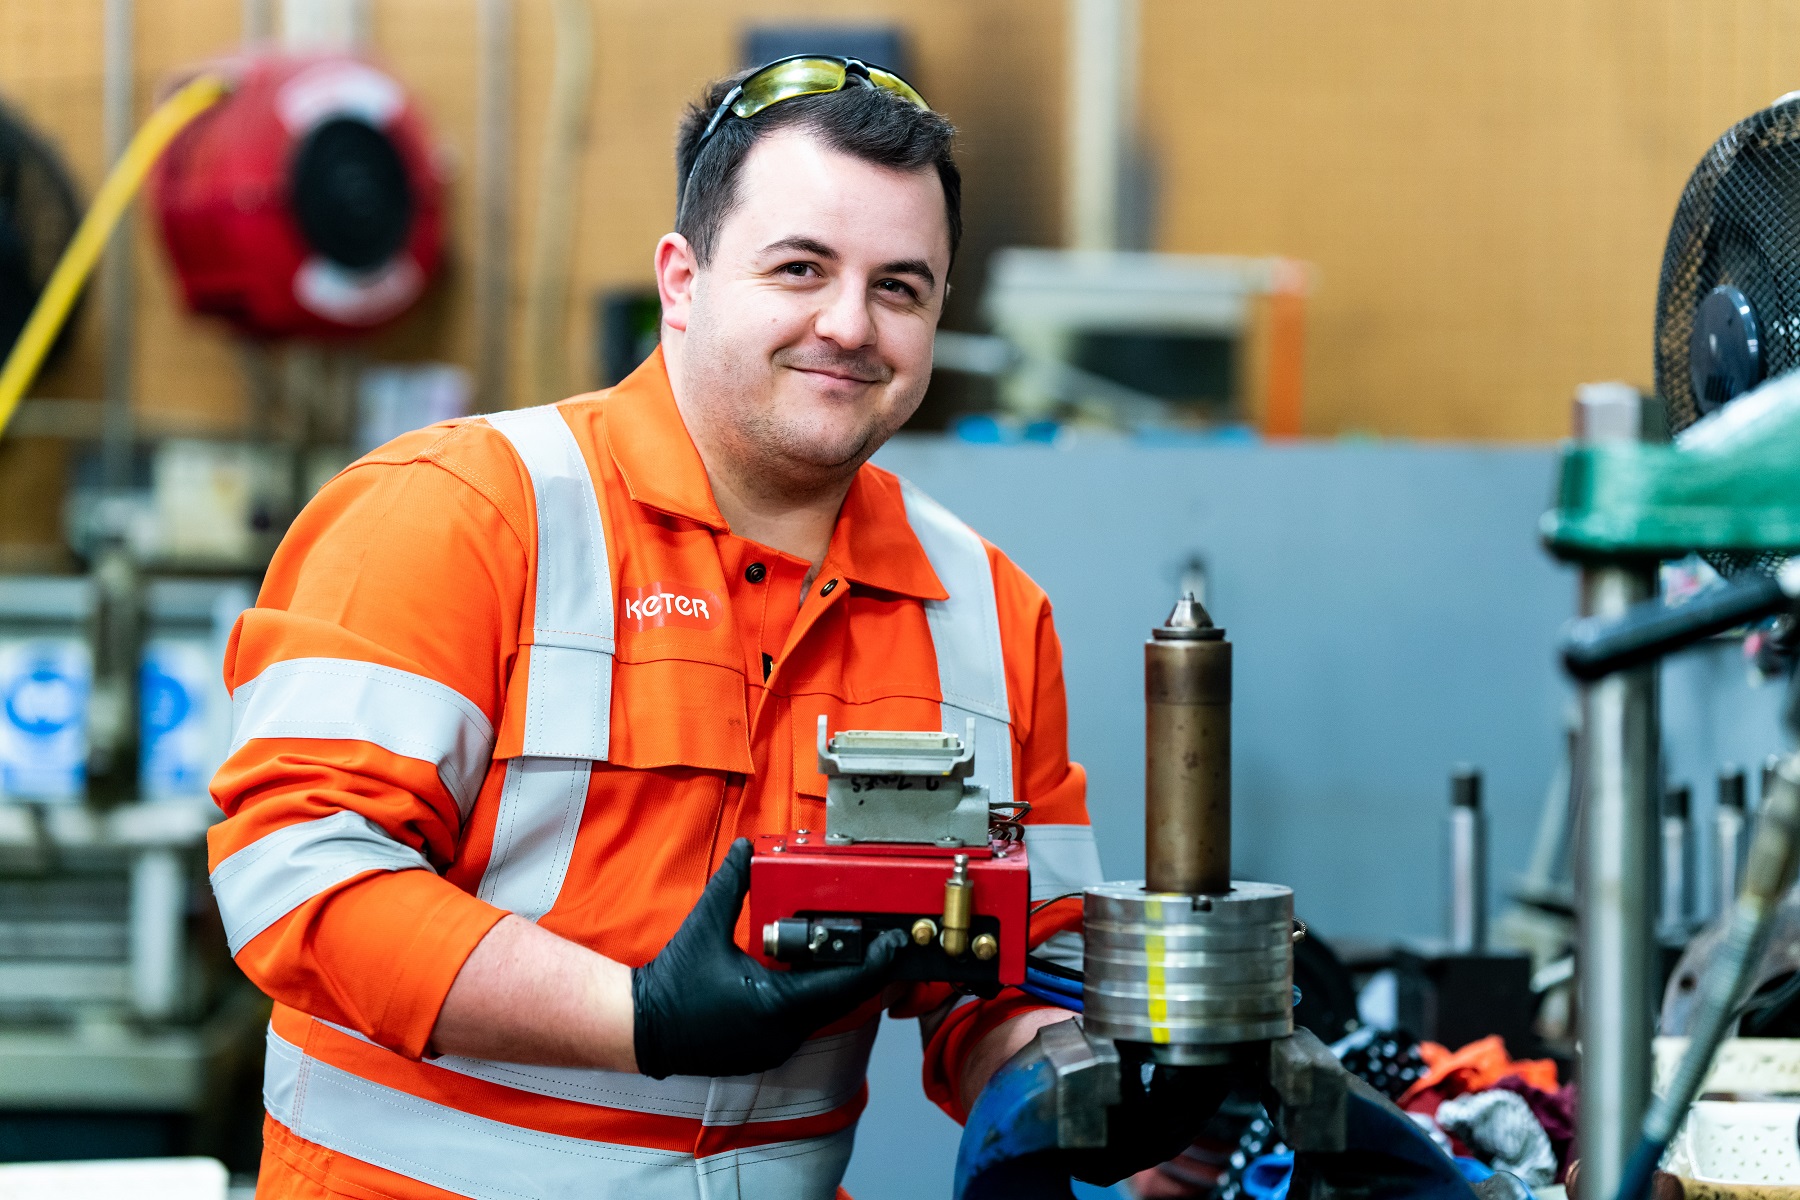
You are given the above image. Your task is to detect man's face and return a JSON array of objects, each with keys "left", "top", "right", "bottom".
[{"left": 657, "top": 128, "right": 951, "bottom": 490}]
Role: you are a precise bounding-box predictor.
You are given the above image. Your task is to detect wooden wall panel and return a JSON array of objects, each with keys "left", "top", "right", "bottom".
[
  {"left": 11, "top": 0, "right": 1788, "bottom": 554},
  {"left": 1139, "top": 0, "right": 1800, "bottom": 439},
  {"left": 0, "top": 0, "right": 1062, "bottom": 556}
]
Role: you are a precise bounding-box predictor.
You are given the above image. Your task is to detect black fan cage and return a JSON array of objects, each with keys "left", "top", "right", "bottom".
[
  {"left": 1654, "top": 97, "right": 1800, "bottom": 576},
  {"left": 0, "top": 96, "right": 81, "bottom": 364}
]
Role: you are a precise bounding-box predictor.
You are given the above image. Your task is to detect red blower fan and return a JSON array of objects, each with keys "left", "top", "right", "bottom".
[{"left": 152, "top": 54, "right": 444, "bottom": 339}]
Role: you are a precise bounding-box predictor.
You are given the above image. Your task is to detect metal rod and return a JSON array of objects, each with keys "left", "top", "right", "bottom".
[
  {"left": 1145, "top": 594, "right": 1231, "bottom": 895},
  {"left": 1447, "top": 766, "right": 1485, "bottom": 952},
  {"left": 100, "top": 0, "right": 134, "bottom": 491},
  {"left": 1717, "top": 766, "right": 1747, "bottom": 921},
  {"left": 1576, "top": 561, "right": 1660, "bottom": 1200},
  {"left": 1661, "top": 784, "right": 1690, "bottom": 938},
  {"left": 241, "top": 0, "right": 273, "bottom": 42},
  {"left": 1066, "top": 0, "right": 1136, "bottom": 250},
  {"left": 1570, "top": 382, "right": 1659, "bottom": 1200},
  {"left": 475, "top": 0, "right": 515, "bottom": 410}
]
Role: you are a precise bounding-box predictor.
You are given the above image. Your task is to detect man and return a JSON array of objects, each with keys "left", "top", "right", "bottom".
[{"left": 210, "top": 58, "right": 1118, "bottom": 1198}]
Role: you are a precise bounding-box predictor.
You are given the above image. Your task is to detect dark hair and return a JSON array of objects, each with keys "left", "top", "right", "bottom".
[{"left": 674, "top": 67, "right": 961, "bottom": 265}]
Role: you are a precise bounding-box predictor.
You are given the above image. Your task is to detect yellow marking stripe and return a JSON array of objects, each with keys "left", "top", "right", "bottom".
[{"left": 1145, "top": 899, "right": 1168, "bottom": 1043}]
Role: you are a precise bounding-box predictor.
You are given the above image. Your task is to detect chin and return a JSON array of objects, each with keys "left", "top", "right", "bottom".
[{"left": 780, "top": 425, "right": 880, "bottom": 470}]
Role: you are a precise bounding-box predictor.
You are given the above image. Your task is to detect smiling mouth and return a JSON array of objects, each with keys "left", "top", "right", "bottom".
[{"left": 792, "top": 365, "right": 882, "bottom": 385}]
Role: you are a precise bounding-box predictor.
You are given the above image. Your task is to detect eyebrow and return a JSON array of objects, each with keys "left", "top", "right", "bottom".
[{"left": 760, "top": 236, "right": 937, "bottom": 292}]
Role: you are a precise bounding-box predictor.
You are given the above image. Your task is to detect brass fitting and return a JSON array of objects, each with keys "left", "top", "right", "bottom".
[
  {"left": 910, "top": 917, "right": 939, "bottom": 946},
  {"left": 940, "top": 854, "right": 973, "bottom": 957},
  {"left": 971, "top": 933, "right": 998, "bottom": 961}
]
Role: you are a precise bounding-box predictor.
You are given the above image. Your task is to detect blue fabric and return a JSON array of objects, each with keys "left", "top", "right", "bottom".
[
  {"left": 1244, "top": 1151, "right": 1295, "bottom": 1200},
  {"left": 1454, "top": 1157, "right": 1494, "bottom": 1183}
]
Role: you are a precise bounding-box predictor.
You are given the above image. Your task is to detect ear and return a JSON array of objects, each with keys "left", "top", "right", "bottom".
[{"left": 655, "top": 233, "right": 698, "bottom": 333}]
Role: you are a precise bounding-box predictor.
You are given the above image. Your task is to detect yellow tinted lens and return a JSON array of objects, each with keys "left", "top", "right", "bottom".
[
  {"left": 867, "top": 68, "right": 929, "bottom": 110},
  {"left": 731, "top": 59, "right": 848, "bottom": 119}
]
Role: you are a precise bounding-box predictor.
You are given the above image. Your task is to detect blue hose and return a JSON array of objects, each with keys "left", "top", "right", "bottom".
[
  {"left": 1025, "top": 967, "right": 1083, "bottom": 997},
  {"left": 1016, "top": 981, "right": 1082, "bottom": 1011}
]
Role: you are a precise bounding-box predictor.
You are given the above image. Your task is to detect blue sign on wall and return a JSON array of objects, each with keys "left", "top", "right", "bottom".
[{"left": 0, "top": 638, "right": 91, "bottom": 801}]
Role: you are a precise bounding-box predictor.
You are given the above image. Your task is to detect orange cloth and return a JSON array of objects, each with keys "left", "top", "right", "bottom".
[
  {"left": 215, "top": 349, "right": 1088, "bottom": 1197},
  {"left": 1398, "top": 1035, "right": 1559, "bottom": 1107}
]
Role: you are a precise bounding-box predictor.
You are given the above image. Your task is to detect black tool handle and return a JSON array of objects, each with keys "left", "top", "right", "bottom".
[{"left": 1561, "top": 574, "right": 1788, "bottom": 681}]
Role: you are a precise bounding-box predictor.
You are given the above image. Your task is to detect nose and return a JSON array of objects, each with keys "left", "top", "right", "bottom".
[{"left": 812, "top": 276, "right": 876, "bottom": 352}]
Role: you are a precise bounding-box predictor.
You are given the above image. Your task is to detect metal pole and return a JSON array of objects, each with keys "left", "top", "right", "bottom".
[
  {"left": 1574, "top": 381, "right": 1660, "bottom": 1200},
  {"left": 1660, "top": 785, "right": 1690, "bottom": 938},
  {"left": 1066, "top": 0, "right": 1136, "bottom": 251},
  {"left": 1447, "top": 766, "right": 1486, "bottom": 952},
  {"left": 100, "top": 0, "right": 134, "bottom": 491},
  {"left": 475, "top": 0, "right": 514, "bottom": 410},
  {"left": 242, "top": 0, "right": 273, "bottom": 42},
  {"left": 1717, "top": 766, "right": 1747, "bottom": 919}
]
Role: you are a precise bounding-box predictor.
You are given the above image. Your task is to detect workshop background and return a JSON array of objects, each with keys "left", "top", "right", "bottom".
[{"left": 0, "top": 1, "right": 1794, "bottom": 1198}]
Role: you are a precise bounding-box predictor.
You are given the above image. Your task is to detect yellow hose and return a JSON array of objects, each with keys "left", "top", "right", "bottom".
[{"left": 0, "top": 73, "right": 229, "bottom": 440}]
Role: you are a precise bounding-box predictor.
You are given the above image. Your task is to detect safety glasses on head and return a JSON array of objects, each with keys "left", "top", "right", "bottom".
[{"left": 690, "top": 55, "right": 930, "bottom": 172}]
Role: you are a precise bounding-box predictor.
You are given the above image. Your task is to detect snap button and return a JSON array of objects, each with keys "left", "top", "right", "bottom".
[
  {"left": 745, "top": 562, "right": 767, "bottom": 583},
  {"left": 820, "top": 578, "right": 838, "bottom": 596}
]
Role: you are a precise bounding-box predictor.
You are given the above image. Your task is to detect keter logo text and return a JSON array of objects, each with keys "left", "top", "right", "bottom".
[{"left": 620, "top": 583, "right": 723, "bottom": 631}]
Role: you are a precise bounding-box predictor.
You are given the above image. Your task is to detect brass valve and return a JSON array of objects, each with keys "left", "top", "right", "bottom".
[
  {"left": 971, "top": 933, "right": 998, "bottom": 961},
  {"left": 910, "top": 917, "right": 939, "bottom": 946},
  {"left": 940, "top": 853, "right": 972, "bottom": 957}
]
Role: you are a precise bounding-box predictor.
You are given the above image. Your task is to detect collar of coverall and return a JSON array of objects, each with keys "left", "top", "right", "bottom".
[{"left": 602, "top": 346, "right": 951, "bottom": 603}]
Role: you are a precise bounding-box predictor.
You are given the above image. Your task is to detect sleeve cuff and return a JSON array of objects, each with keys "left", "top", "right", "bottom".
[
  {"left": 370, "top": 873, "right": 510, "bottom": 1058},
  {"left": 236, "top": 868, "right": 509, "bottom": 1061},
  {"left": 920, "top": 990, "right": 1064, "bottom": 1124}
]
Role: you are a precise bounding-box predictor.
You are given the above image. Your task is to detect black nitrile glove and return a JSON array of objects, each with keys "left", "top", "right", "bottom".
[{"left": 632, "top": 838, "right": 907, "bottom": 1079}]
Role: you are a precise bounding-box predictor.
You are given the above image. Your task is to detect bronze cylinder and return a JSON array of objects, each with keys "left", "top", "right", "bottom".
[{"left": 1145, "top": 621, "right": 1232, "bottom": 895}]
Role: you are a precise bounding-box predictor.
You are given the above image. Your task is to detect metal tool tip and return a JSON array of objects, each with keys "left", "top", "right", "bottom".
[{"left": 1156, "top": 593, "right": 1222, "bottom": 639}]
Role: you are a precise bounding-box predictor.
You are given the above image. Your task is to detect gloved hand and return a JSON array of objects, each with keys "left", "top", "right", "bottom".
[{"left": 632, "top": 837, "right": 907, "bottom": 1079}]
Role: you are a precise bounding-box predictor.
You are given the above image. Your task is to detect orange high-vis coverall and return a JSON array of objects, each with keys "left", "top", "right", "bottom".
[{"left": 208, "top": 349, "right": 1101, "bottom": 1199}]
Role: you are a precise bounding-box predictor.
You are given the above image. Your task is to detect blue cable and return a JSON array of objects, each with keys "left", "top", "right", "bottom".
[
  {"left": 1017, "top": 981, "right": 1082, "bottom": 1011},
  {"left": 1025, "top": 966, "right": 1083, "bottom": 998}
]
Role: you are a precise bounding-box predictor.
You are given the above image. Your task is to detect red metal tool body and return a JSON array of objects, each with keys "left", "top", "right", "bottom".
[{"left": 749, "top": 833, "right": 1030, "bottom": 989}]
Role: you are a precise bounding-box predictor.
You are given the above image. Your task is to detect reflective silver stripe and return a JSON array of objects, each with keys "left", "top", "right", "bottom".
[
  {"left": 211, "top": 812, "right": 429, "bottom": 954},
  {"left": 1023, "top": 823, "right": 1102, "bottom": 971},
  {"left": 475, "top": 757, "right": 592, "bottom": 921},
  {"left": 898, "top": 478, "right": 1015, "bottom": 811},
  {"left": 485, "top": 405, "right": 615, "bottom": 761},
  {"left": 231, "top": 657, "right": 494, "bottom": 818},
  {"left": 264, "top": 1027, "right": 854, "bottom": 1200},
  {"left": 323, "top": 1018, "right": 876, "bottom": 1124}
]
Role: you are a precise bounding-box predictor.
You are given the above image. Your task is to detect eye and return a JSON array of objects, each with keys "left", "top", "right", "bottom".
[
  {"left": 877, "top": 278, "right": 920, "bottom": 301},
  {"left": 779, "top": 261, "right": 817, "bottom": 278}
]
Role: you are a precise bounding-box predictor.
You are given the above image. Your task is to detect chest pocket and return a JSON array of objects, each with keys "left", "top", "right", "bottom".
[{"left": 790, "top": 482, "right": 1016, "bottom": 827}]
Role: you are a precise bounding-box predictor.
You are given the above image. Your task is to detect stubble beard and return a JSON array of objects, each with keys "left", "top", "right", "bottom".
[{"left": 683, "top": 328, "right": 926, "bottom": 504}]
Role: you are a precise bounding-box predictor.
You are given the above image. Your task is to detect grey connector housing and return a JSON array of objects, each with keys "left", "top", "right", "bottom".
[{"left": 817, "top": 715, "right": 989, "bottom": 846}]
